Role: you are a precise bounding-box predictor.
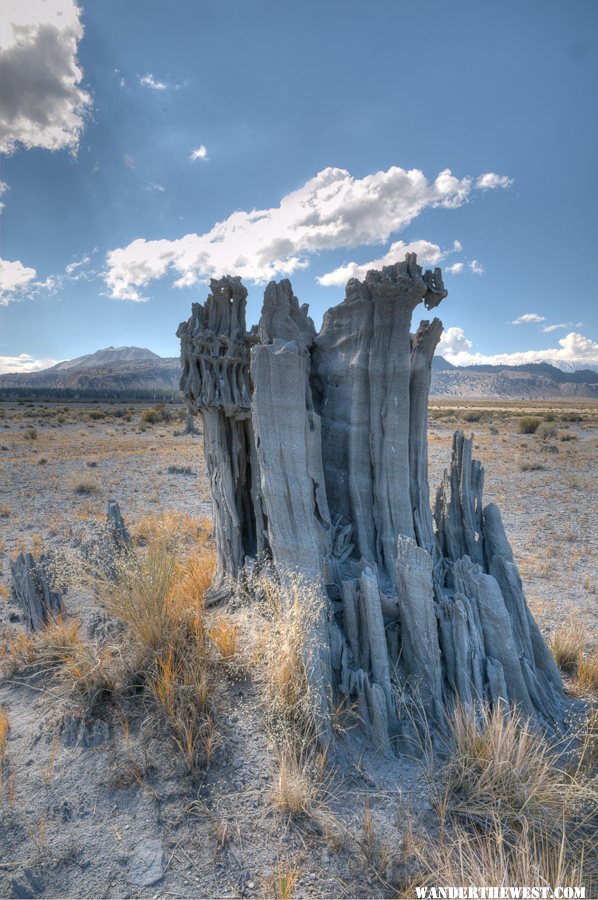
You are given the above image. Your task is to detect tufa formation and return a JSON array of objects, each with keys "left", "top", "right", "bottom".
[{"left": 177, "top": 255, "right": 564, "bottom": 752}]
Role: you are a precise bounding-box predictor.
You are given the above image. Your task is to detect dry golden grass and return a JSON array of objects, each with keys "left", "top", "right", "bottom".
[
  {"left": 0, "top": 705, "right": 8, "bottom": 765},
  {"left": 438, "top": 703, "right": 585, "bottom": 834},
  {"left": 270, "top": 748, "right": 318, "bottom": 817},
  {"left": 0, "top": 618, "right": 115, "bottom": 715},
  {"left": 402, "top": 817, "right": 588, "bottom": 898},
  {"left": 132, "top": 511, "right": 211, "bottom": 552},
  {"left": 549, "top": 621, "right": 587, "bottom": 672},
  {"left": 96, "top": 528, "right": 217, "bottom": 773},
  {"left": 250, "top": 573, "right": 323, "bottom": 741},
  {"left": 421, "top": 702, "right": 597, "bottom": 897},
  {"left": 268, "top": 854, "right": 302, "bottom": 899},
  {"left": 208, "top": 614, "right": 240, "bottom": 660},
  {"left": 572, "top": 652, "right": 598, "bottom": 696}
]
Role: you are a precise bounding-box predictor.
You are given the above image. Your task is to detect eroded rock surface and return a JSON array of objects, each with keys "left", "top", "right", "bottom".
[{"left": 178, "top": 255, "right": 564, "bottom": 751}]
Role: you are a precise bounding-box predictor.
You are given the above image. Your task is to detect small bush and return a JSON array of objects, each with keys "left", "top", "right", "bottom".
[
  {"left": 24, "top": 427, "right": 37, "bottom": 440},
  {"left": 73, "top": 479, "right": 100, "bottom": 496},
  {"left": 559, "top": 430, "right": 577, "bottom": 442},
  {"left": 518, "top": 417, "right": 541, "bottom": 434},
  {"left": 141, "top": 403, "right": 172, "bottom": 425},
  {"left": 520, "top": 462, "right": 545, "bottom": 472},
  {"left": 536, "top": 421, "right": 557, "bottom": 440},
  {"left": 167, "top": 465, "right": 195, "bottom": 476},
  {"left": 37, "top": 457, "right": 48, "bottom": 465}
]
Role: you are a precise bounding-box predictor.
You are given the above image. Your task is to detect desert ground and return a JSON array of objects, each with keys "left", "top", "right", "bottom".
[{"left": 0, "top": 399, "right": 596, "bottom": 898}]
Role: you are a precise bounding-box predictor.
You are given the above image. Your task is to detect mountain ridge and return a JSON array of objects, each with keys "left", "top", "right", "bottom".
[{"left": 0, "top": 346, "right": 596, "bottom": 400}]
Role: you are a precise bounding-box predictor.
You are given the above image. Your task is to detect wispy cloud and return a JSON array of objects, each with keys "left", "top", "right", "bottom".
[
  {"left": 0, "top": 181, "right": 9, "bottom": 212},
  {"left": 189, "top": 145, "right": 208, "bottom": 161},
  {"left": 104, "top": 164, "right": 510, "bottom": 301},
  {"left": 0, "top": 354, "right": 58, "bottom": 375},
  {"left": 511, "top": 313, "right": 546, "bottom": 325},
  {"left": 469, "top": 259, "right": 484, "bottom": 275},
  {"left": 138, "top": 73, "right": 184, "bottom": 91}
]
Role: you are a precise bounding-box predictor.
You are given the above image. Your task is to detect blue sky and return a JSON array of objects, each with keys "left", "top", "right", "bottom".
[{"left": 1, "top": 0, "right": 597, "bottom": 372}]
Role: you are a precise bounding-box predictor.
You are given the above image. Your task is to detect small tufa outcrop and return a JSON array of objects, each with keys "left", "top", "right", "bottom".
[
  {"left": 178, "top": 256, "right": 564, "bottom": 752},
  {"left": 10, "top": 552, "right": 64, "bottom": 630}
]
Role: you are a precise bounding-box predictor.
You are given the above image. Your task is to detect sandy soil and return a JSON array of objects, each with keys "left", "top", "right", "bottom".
[{"left": 0, "top": 400, "right": 595, "bottom": 898}]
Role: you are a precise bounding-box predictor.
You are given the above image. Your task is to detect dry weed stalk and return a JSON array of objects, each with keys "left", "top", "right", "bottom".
[{"left": 269, "top": 854, "right": 302, "bottom": 899}]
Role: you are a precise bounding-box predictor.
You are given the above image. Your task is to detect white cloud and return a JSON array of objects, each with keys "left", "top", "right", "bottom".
[
  {"left": 124, "top": 153, "right": 135, "bottom": 170},
  {"left": 542, "top": 322, "right": 570, "bottom": 333},
  {"left": 445, "top": 262, "right": 464, "bottom": 275},
  {"left": 105, "top": 164, "right": 503, "bottom": 300},
  {"left": 476, "top": 173, "right": 513, "bottom": 190},
  {"left": 511, "top": 312, "right": 546, "bottom": 325},
  {"left": 189, "top": 145, "right": 208, "bottom": 161},
  {"left": 317, "top": 240, "right": 450, "bottom": 287},
  {"left": 139, "top": 73, "right": 168, "bottom": 91},
  {"left": 65, "top": 254, "right": 90, "bottom": 275},
  {"left": 0, "top": 257, "right": 37, "bottom": 304},
  {"left": 0, "top": 353, "right": 58, "bottom": 375},
  {"left": 436, "top": 329, "right": 598, "bottom": 368},
  {"left": 147, "top": 182, "right": 165, "bottom": 192},
  {"left": 0, "top": 0, "right": 91, "bottom": 154},
  {"left": 436, "top": 327, "right": 473, "bottom": 358},
  {"left": 0, "top": 180, "right": 8, "bottom": 211},
  {"left": 469, "top": 259, "right": 484, "bottom": 275}
]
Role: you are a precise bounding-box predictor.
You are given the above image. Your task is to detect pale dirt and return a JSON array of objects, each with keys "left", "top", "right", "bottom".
[{"left": 0, "top": 401, "right": 595, "bottom": 899}]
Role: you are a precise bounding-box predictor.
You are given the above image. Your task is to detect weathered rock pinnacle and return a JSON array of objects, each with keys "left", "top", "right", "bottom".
[{"left": 178, "top": 255, "right": 564, "bottom": 752}]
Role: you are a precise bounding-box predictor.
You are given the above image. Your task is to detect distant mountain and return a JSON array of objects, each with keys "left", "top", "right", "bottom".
[
  {"left": 1, "top": 347, "right": 596, "bottom": 401},
  {"left": 51, "top": 346, "right": 162, "bottom": 372},
  {"left": 0, "top": 346, "right": 181, "bottom": 398},
  {"left": 431, "top": 358, "right": 598, "bottom": 399},
  {"left": 431, "top": 356, "right": 456, "bottom": 371}
]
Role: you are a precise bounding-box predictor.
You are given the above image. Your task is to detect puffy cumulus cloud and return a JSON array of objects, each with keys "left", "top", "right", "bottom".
[
  {"left": 0, "top": 354, "right": 58, "bottom": 375},
  {"left": 0, "top": 0, "right": 91, "bottom": 154},
  {"left": 435, "top": 329, "right": 598, "bottom": 369},
  {"left": 445, "top": 262, "right": 464, "bottom": 275},
  {"left": 317, "top": 239, "right": 452, "bottom": 287},
  {"left": 0, "top": 257, "right": 37, "bottom": 304},
  {"left": 476, "top": 173, "right": 513, "bottom": 190},
  {"left": 469, "top": 259, "right": 484, "bottom": 275},
  {"left": 511, "top": 312, "right": 546, "bottom": 325},
  {"left": 105, "top": 164, "right": 503, "bottom": 300},
  {"left": 189, "top": 145, "right": 208, "bottom": 161},
  {"left": 436, "top": 327, "right": 473, "bottom": 359}
]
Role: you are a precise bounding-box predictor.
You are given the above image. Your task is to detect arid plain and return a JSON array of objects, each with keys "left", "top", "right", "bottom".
[{"left": 0, "top": 399, "right": 596, "bottom": 898}]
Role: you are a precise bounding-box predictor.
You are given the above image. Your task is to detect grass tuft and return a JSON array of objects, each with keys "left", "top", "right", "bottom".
[{"left": 549, "top": 621, "right": 586, "bottom": 672}]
